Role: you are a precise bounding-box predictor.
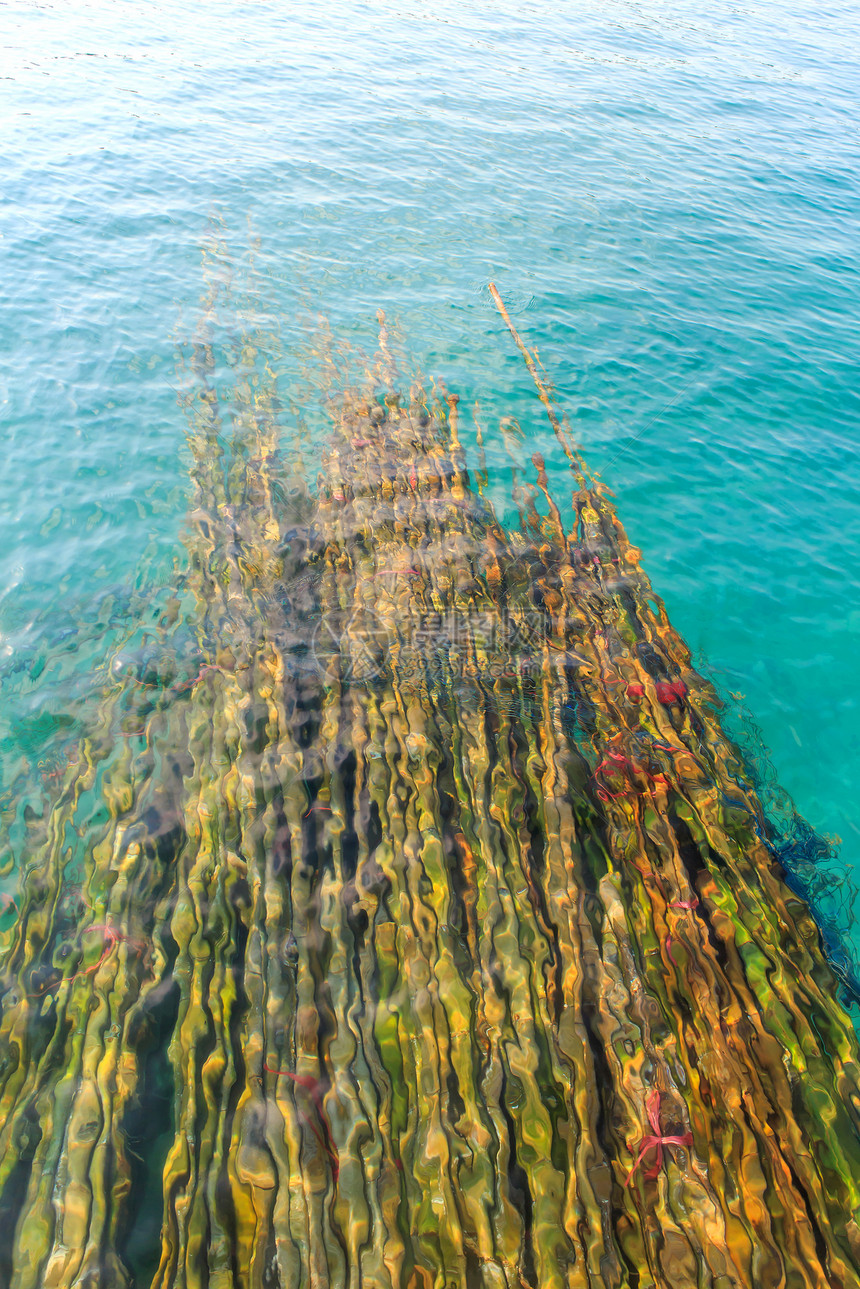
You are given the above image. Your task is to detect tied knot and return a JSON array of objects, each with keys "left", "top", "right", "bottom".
[
  {"left": 669, "top": 895, "right": 699, "bottom": 911},
  {"left": 625, "top": 1090, "right": 692, "bottom": 1187}
]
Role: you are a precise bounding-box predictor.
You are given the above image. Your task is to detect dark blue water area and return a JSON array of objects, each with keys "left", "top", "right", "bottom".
[{"left": 1, "top": 0, "right": 859, "bottom": 983}]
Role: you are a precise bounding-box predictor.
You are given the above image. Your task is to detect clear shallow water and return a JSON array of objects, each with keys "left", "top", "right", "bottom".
[{"left": 1, "top": 0, "right": 859, "bottom": 970}]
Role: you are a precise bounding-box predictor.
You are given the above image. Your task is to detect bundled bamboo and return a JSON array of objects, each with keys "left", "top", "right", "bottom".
[
  {"left": 1, "top": 278, "right": 859, "bottom": 1289},
  {"left": 286, "top": 332, "right": 860, "bottom": 1289}
]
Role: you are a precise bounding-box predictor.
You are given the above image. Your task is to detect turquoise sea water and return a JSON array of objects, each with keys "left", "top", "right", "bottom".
[{"left": 1, "top": 0, "right": 859, "bottom": 981}]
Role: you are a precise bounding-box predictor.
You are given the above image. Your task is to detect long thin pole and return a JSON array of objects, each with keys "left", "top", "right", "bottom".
[{"left": 488, "top": 282, "right": 582, "bottom": 472}]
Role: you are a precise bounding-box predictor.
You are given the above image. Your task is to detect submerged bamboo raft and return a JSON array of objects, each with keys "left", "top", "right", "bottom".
[{"left": 1, "top": 276, "right": 860, "bottom": 1289}]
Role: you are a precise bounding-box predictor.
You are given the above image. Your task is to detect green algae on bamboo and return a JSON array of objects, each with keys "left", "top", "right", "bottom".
[{"left": 2, "top": 289, "right": 860, "bottom": 1289}]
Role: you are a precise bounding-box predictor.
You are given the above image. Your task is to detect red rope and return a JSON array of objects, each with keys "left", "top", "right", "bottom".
[{"left": 625, "top": 1090, "right": 692, "bottom": 1186}]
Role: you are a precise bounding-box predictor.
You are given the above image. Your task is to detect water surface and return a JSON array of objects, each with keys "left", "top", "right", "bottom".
[{"left": 2, "top": 0, "right": 860, "bottom": 966}]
